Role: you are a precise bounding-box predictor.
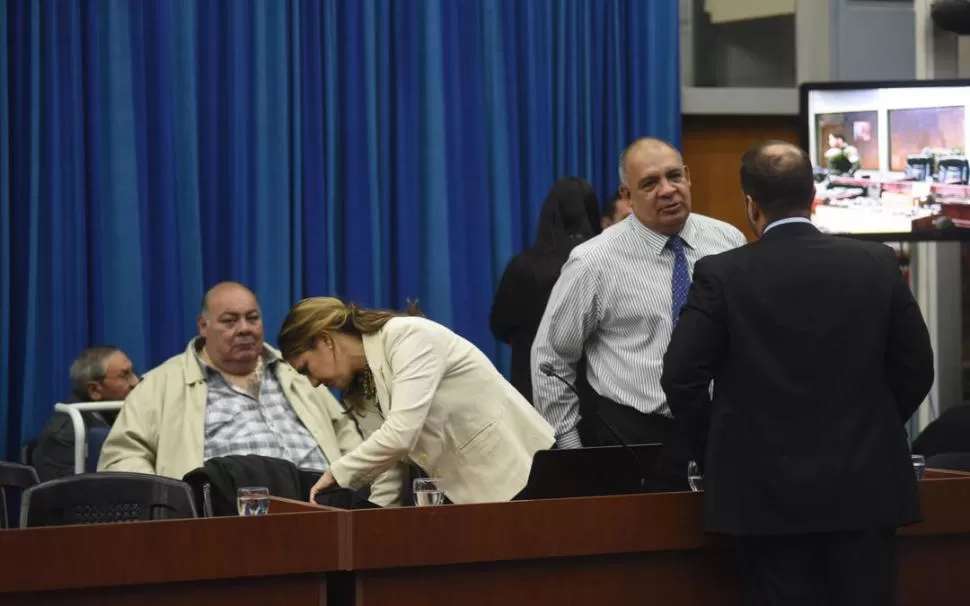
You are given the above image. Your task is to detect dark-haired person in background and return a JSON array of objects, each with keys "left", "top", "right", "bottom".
[
  {"left": 662, "top": 141, "right": 934, "bottom": 605},
  {"left": 600, "top": 190, "right": 633, "bottom": 230},
  {"left": 489, "top": 177, "right": 601, "bottom": 403},
  {"left": 33, "top": 346, "right": 139, "bottom": 481}
]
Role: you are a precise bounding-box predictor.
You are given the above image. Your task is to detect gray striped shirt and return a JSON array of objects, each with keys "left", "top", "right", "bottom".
[{"left": 531, "top": 213, "right": 747, "bottom": 448}]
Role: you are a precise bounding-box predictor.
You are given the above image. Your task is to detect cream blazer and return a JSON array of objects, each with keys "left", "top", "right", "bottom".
[
  {"left": 329, "top": 317, "right": 555, "bottom": 504},
  {"left": 97, "top": 340, "right": 402, "bottom": 506}
]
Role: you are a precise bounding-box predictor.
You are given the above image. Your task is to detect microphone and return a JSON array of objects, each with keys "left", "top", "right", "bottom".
[{"left": 539, "top": 362, "right": 648, "bottom": 490}]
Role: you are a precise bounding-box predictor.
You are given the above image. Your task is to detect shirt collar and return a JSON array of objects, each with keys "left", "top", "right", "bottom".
[
  {"left": 628, "top": 214, "right": 697, "bottom": 255},
  {"left": 192, "top": 337, "right": 278, "bottom": 377},
  {"left": 762, "top": 216, "right": 813, "bottom": 235}
]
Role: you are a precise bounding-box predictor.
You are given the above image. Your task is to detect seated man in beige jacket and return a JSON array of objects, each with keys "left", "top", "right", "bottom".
[{"left": 98, "top": 281, "right": 401, "bottom": 506}]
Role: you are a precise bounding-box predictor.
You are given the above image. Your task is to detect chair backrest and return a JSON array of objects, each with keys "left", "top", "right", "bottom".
[
  {"left": 20, "top": 438, "right": 38, "bottom": 465},
  {"left": 0, "top": 461, "right": 40, "bottom": 490},
  {"left": 54, "top": 401, "right": 124, "bottom": 475},
  {"left": 0, "top": 462, "right": 40, "bottom": 529},
  {"left": 21, "top": 472, "right": 198, "bottom": 527},
  {"left": 85, "top": 427, "right": 111, "bottom": 473},
  {"left": 926, "top": 452, "right": 970, "bottom": 473}
]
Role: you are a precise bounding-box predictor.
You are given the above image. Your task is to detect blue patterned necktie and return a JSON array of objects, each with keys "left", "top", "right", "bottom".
[{"left": 667, "top": 235, "right": 690, "bottom": 327}]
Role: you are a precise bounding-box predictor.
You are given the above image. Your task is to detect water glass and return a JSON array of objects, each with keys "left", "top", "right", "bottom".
[
  {"left": 912, "top": 454, "right": 926, "bottom": 481},
  {"left": 237, "top": 486, "right": 271, "bottom": 516},
  {"left": 687, "top": 461, "right": 704, "bottom": 492},
  {"left": 413, "top": 477, "right": 444, "bottom": 506}
]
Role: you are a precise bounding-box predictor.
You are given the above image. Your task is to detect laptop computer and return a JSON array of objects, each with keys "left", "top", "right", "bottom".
[{"left": 517, "top": 443, "right": 667, "bottom": 500}]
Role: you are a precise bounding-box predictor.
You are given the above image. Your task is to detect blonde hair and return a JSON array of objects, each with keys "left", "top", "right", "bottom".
[{"left": 277, "top": 297, "right": 422, "bottom": 362}]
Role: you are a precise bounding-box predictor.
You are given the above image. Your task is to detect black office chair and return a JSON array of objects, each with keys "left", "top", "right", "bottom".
[
  {"left": 20, "top": 472, "right": 198, "bottom": 527},
  {"left": 20, "top": 438, "right": 38, "bottom": 466},
  {"left": 926, "top": 452, "right": 970, "bottom": 473},
  {"left": 85, "top": 427, "right": 110, "bottom": 473},
  {"left": 0, "top": 462, "right": 40, "bottom": 529}
]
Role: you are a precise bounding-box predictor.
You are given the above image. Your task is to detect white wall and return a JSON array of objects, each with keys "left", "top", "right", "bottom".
[
  {"left": 806, "top": 86, "right": 970, "bottom": 172},
  {"left": 830, "top": 1, "right": 914, "bottom": 83},
  {"left": 704, "top": 0, "right": 794, "bottom": 24},
  {"left": 808, "top": 87, "right": 970, "bottom": 114}
]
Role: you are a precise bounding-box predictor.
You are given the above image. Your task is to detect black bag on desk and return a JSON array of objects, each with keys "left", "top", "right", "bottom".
[
  {"left": 314, "top": 485, "right": 381, "bottom": 509},
  {"left": 183, "top": 454, "right": 378, "bottom": 516}
]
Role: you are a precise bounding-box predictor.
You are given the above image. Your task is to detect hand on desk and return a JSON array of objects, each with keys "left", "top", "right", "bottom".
[{"left": 309, "top": 468, "right": 336, "bottom": 501}]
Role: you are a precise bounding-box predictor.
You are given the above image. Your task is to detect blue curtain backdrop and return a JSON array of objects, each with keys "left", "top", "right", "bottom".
[{"left": 0, "top": 0, "right": 679, "bottom": 459}]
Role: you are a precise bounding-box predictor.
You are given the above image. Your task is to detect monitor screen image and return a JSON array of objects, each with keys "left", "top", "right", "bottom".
[{"left": 801, "top": 80, "right": 970, "bottom": 240}]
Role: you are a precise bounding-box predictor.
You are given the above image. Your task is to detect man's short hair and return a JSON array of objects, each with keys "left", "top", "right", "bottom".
[
  {"left": 617, "top": 137, "right": 681, "bottom": 186},
  {"left": 70, "top": 345, "right": 120, "bottom": 398},
  {"left": 830, "top": 132, "right": 847, "bottom": 142},
  {"left": 200, "top": 281, "right": 258, "bottom": 316},
  {"left": 740, "top": 141, "right": 816, "bottom": 221}
]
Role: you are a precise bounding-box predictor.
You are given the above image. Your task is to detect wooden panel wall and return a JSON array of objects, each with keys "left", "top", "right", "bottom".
[{"left": 681, "top": 115, "right": 800, "bottom": 239}]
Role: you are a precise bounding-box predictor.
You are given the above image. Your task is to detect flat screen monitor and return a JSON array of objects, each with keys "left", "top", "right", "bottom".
[
  {"left": 800, "top": 79, "right": 970, "bottom": 241},
  {"left": 517, "top": 444, "right": 667, "bottom": 500}
]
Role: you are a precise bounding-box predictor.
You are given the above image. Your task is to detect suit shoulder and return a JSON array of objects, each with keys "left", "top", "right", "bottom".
[
  {"left": 125, "top": 350, "right": 193, "bottom": 404},
  {"left": 819, "top": 234, "right": 897, "bottom": 263},
  {"left": 695, "top": 243, "right": 751, "bottom": 274},
  {"left": 143, "top": 351, "right": 191, "bottom": 383},
  {"left": 382, "top": 316, "right": 449, "bottom": 340},
  {"left": 40, "top": 411, "right": 74, "bottom": 436},
  {"left": 852, "top": 237, "right": 896, "bottom": 256}
]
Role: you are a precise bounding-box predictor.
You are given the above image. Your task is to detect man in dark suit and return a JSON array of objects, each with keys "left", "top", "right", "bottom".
[{"left": 661, "top": 141, "right": 934, "bottom": 606}]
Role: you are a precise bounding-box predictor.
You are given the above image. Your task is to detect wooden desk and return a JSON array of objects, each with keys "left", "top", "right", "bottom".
[
  {"left": 343, "top": 471, "right": 970, "bottom": 606},
  {"left": 0, "top": 500, "right": 341, "bottom": 606},
  {"left": 3, "top": 475, "right": 970, "bottom": 605},
  {"left": 897, "top": 469, "right": 970, "bottom": 605}
]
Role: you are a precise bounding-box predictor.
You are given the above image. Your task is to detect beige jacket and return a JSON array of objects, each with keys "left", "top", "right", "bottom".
[
  {"left": 329, "top": 317, "right": 555, "bottom": 504},
  {"left": 98, "top": 340, "right": 402, "bottom": 506}
]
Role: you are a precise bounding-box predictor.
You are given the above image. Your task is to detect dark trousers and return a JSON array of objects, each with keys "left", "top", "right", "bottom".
[
  {"left": 579, "top": 395, "right": 690, "bottom": 491},
  {"left": 735, "top": 528, "right": 897, "bottom": 606}
]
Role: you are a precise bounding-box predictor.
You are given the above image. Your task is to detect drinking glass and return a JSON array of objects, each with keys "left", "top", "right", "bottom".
[
  {"left": 413, "top": 478, "right": 444, "bottom": 506},
  {"left": 237, "top": 486, "right": 271, "bottom": 516},
  {"left": 687, "top": 461, "right": 704, "bottom": 492},
  {"left": 912, "top": 454, "right": 926, "bottom": 481}
]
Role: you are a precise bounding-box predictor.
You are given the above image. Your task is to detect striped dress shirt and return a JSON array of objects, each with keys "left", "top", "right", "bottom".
[{"left": 531, "top": 213, "right": 748, "bottom": 448}]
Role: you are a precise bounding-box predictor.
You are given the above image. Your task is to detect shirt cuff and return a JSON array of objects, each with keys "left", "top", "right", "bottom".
[{"left": 556, "top": 429, "right": 583, "bottom": 449}]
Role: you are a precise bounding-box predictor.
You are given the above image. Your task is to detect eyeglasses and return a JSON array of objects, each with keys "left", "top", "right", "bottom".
[{"left": 101, "top": 368, "right": 137, "bottom": 383}]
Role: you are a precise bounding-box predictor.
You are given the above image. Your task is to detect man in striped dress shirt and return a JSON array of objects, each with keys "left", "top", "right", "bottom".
[{"left": 530, "top": 138, "right": 746, "bottom": 475}]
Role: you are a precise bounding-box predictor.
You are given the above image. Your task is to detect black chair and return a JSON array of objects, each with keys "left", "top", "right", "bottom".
[
  {"left": 20, "top": 438, "right": 38, "bottom": 466},
  {"left": 926, "top": 452, "right": 970, "bottom": 473},
  {"left": 0, "top": 462, "right": 40, "bottom": 529},
  {"left": 20, "top": 472, "right": 198, "bottom": 527},
  {"left": 85, "top": 427, "right": 110, "bottom": 472}
]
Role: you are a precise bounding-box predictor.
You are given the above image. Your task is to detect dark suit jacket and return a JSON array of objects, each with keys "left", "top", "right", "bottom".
[
  {"left": 32, "top": 395, "right": 116, "bottom": 482},
  {"left": 661, "top": 222, "right": 934, "bottom": 536}
]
